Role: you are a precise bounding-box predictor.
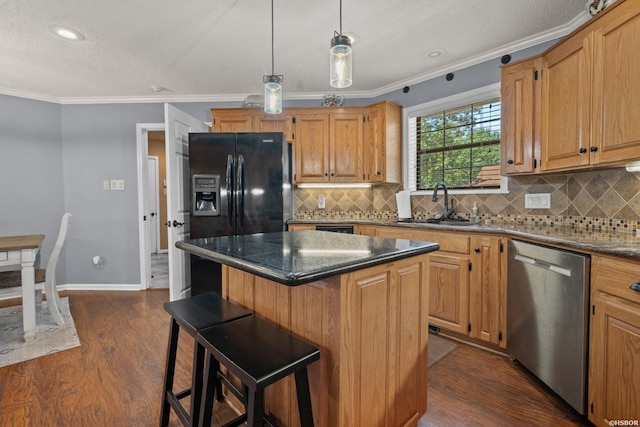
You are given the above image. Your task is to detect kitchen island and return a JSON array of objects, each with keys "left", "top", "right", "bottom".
[{"left": 176, "top": 230, "right": 439, "bottom": 427}]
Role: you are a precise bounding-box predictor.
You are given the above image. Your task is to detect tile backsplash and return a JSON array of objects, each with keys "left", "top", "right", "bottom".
[{"left": 294, "top": 168, "right": 640, "bottom": 234}]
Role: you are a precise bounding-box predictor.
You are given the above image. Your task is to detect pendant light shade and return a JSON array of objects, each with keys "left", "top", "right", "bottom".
[
  {"left": 264, "top": 75, "right": 283, "bottom": 114},
  {"left": 264, "top": 0, "right": 283, "bottom": 114},
  {"left": 330, "top": 0, "right": 352, "bottom": 88},
  {"left": 330, "top": 33, "right": 352, "bottom": 88}
]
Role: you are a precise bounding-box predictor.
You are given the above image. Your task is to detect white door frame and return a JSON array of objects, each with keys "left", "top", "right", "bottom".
[
  {"left": 136, "top": 123, "right": 165, "bottom": 290},
  {"left": 147, "top": 155, "right": 160, "bottom": 254}
]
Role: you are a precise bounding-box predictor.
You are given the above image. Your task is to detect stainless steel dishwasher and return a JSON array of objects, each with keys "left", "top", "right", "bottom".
[{"left": 507, "top": 239, "right": 590, "bottom": 414}]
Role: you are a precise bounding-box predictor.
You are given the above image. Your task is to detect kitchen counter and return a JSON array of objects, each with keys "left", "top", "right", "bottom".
[
  {"left": 176, "top": 230, "right": 436, "bottom": 426},
  {"left": 176, "top": 230, "right": 440, "bottom": 285},
  {"left": 288, "top": 219, "right": 640, "bottom": 259}
]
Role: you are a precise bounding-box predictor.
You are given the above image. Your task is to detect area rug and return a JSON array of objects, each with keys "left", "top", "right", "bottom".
[
  {"left": 0, "top": 297, "right": 80, "bottom": 368},
  {"left": 428, "top": 333, "right": 457, "bottom": 367}
]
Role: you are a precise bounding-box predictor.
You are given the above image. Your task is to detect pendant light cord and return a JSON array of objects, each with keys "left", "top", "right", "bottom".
[
  {"left": 339, "top": 0, "right": 343, "bottom": 35},
  {"left": 271, "top": 0, "right": 275, "bottom": 75}
]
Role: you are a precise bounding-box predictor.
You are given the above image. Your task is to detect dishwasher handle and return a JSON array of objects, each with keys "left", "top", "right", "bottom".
[{"left": 513, "top": 253, "right": 572, "bottom": 277}]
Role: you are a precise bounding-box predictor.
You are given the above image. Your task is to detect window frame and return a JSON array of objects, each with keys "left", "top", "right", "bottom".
[{"left": 402, "top": 83, "right": 508, "bottom": 195}]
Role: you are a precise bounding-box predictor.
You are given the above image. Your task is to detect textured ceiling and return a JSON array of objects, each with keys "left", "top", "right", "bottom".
[{"left": 0, "top": 0, "right": 589, "bottom": 103}]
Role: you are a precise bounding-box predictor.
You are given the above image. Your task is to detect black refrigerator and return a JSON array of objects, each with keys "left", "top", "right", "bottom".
[{"left": 188, "top": 132, "right": 292, "bottom": 295}]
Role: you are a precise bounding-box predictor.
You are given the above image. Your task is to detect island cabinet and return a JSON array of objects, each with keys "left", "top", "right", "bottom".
[
  {"left": 588, "top": 254, "right": 640, "bottom": 426},
  {"left": 500, "top": 56, "right": 542, "bottom": 175},
  {"left": 292, "top": 109, "right": 364, "bottom": 183},
  {"left": 540, "top": 0, "right": 640, "bottom": 172},
  {"left": 222, "top": 256, "right": 430, "bottom": 427}
]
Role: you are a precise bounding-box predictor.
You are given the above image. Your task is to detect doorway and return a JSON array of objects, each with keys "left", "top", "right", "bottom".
[{"left": 136, "top": 124, "right": 169, "bottom": 289}]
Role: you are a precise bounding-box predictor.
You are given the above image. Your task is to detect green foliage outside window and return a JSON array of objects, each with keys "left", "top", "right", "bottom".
[{"left": 416, "top": 98, "right": 501, "bottom": 190}]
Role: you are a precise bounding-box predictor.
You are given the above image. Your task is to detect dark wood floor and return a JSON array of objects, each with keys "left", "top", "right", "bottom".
[{"left": 0, "top": 290, "right": 592, "bottom": 426}]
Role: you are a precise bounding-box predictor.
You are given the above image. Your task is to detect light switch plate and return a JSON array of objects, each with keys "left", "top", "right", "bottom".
[
  {"left": 103, "top": 180, "right": 110, "bottom": 191},
  {"left": 110, "top": 180, "right": 125, "bottom": 191},
  {"left": 525, "top": 193, "right": 551, "bottom": 209}
]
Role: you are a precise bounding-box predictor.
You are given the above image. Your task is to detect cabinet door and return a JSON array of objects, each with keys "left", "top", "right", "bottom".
[
  {"left": 330, "top": 112, "right": 364, "bottom": 182},
  {"left": 293, "top": 114, "right": 330, "bottom": 183},
  {"left": 211, "top": 110, "right": 255, "bottom": 132},
  {"left": 591, "top": 1, "right": 640, "bottom": 164},
  {"left": 427, "top": 253, "right": 469, "bottom": 334},
  {"left": 541, "top": 30, "right": 593, "bottom": 171},
  {"left": 342, "top": 258, "right": 428, "bottom": 427},
  {"left": 589, "top": 292, "right": 640, "bottom": 426},
  {"left": 254, "top": 114, "right": 293, "bottom": 141},
  {"left": 469, "top": 236, "right": 503, "bottom": 346},
  {"left": 364, "top": 104, "right": 384, "bottom": 182},
  {"left": 500, "top": 57, "right": 541, "bottom": 174}
]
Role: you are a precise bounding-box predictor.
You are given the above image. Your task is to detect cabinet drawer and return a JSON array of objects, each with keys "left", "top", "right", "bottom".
[
  {"left": 592, "top": 255, "right": 640, "bottom": 304},
  {"left": 413, "top": 230, "right": 470, "bottom": 254},
  {"left": 379, "top": 228, "right": 470, "bottom": 254}
]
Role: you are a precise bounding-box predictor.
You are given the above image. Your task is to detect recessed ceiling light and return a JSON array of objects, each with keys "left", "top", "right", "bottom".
[
  {"left": 151, "top": 86, "right": 170, "bottom": 93},
  {"left": 423, "top": 48, "right": 446, "bottom": 59},
  {"left": 50, "top": 26, "right": 85, "bottom": 41}
]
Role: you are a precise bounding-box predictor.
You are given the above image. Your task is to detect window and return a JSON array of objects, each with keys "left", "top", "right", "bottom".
[{"left": 405, "top": 83, "right": 507, "bottom": 194}]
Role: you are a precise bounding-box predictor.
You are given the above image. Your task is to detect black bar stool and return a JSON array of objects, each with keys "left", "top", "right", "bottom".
[
  {"left": 160, "top": 292, "right": 252, "bottom": 427},
  {"left": 196, "top": 315, "right": 320, "bottom": 427}
]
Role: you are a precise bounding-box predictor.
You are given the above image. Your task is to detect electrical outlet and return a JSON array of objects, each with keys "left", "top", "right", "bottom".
[
  {"left": 318, "top": 194, "right": 325, "bottom": 209},
  {"left": 525, "top": 193, "right": 551, "bottom": 209}
]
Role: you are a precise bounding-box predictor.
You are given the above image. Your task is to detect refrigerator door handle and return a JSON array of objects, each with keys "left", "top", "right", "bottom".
[
  {"left": 237, "top": 154, "right": 245, "bottom": 228},
  {"left": 226, "top": 154, "right": 234, "bottom": 228}
]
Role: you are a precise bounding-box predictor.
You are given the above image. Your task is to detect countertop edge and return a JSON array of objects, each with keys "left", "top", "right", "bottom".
[
  {"left": 176, "top": 239, "right": 440, "bottom": 286},
  {"left": 288, "top": 220, "right": 640, "bottom": 260}
]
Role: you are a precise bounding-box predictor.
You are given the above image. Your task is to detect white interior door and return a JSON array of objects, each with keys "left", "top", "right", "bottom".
[
  {"left": 147, "top": 156, "right": 159, "bottom": 254},
  {"left": 164, "top": 104, "right": 209, "bottom": 301}
]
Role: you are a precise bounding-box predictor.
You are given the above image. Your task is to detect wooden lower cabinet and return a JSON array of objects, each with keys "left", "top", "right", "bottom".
[
  {"left": 222, "top": 254, "right": 430, "bottom": 427},
  {"left": 427, "top": 252, "right": 469, "bottom": 335},
  {"left": 588, "top": 255, "right": 640, "bottom": 426},
  {"left": 287, "top": 223, "right": 316, "bottom": 231},
  {"left": 375, "top": 226, "right": 506, "bottom": 348},
  {"left": 469, "top": 235, "right": 504, "bottom": 346}
]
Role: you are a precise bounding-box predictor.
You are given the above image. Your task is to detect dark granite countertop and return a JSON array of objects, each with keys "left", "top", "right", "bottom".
[
  {"left": 288, "top": 219, "right": 640, "bottom": 260},
  {"left": 176, "top": 231, "right": 440, "bottom": 286}
]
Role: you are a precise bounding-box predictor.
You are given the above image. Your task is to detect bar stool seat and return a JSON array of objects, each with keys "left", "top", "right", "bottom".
[
  {"left": 197, "top": 315, "right": 320, "bottom": 427},
  {"left": 160, "top": 292, "right": 252, "bottom": 427}
]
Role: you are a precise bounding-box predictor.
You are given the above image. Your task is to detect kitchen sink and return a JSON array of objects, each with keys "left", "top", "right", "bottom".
[{"left": 401, "top": 218, "right": 475, "bottom": 226}]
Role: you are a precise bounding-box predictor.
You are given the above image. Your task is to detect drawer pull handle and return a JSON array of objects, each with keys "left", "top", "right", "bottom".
[{"left": 630, "top": 282, "right": 640, "bottom": 292}]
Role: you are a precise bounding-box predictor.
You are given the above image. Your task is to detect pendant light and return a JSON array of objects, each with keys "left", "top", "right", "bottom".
[
  {"left": 263, "top": 0, "right": 283, "bottom": 114},
  {"left": 330, "top": 0, "right": 352, "bottom": 88}
]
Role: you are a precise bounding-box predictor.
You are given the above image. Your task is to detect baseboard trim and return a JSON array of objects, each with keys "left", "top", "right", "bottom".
[{"left": 0, "top": 283, "right": 144, "bottom": 301}]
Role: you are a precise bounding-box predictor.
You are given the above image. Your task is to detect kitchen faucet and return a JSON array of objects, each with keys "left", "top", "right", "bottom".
[{"left": 432, "top": 181, "right": 455, "bottom": 220}]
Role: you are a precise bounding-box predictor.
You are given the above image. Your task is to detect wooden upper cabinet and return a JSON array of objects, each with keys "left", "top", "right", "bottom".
[
  {"left": 213, "top": 102, "right": 402, "bottom": 184},
  {"left": 538, "top": 0, "right": 640, "bottom": 172},
  {"left": 364, "top": 101, "right": 402, "bottom": 183},
  {"left": 500, "top": 56, "right": 541, "bottom": 175},
  {"left": 254, "top": 113, "right": 293, "bottom": 141},
  {"left": 211, "top": 108, "right": 293, "bottom": 141},
  {"left": 540, "top": 28, "right": 593, "bottom": 172},
  {"left": 591, "top": 0, "right": 640, "bottom": 164},
  {"left": 293, "top": 113, "right": 330, "bottom": 182},
  {"left": 329, "top": 111, "right": 364, "bottom": 182},
  {"left": 211, "top": 109, "right": 256, "bottom": 132}
]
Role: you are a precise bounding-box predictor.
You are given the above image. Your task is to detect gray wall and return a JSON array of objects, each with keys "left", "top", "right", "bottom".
[
  {"left": 0, "top": 94, "right": 65, "bottom": 277},
  {"left": 0, "top": 40, "right": 556, "bottom": 286}
]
